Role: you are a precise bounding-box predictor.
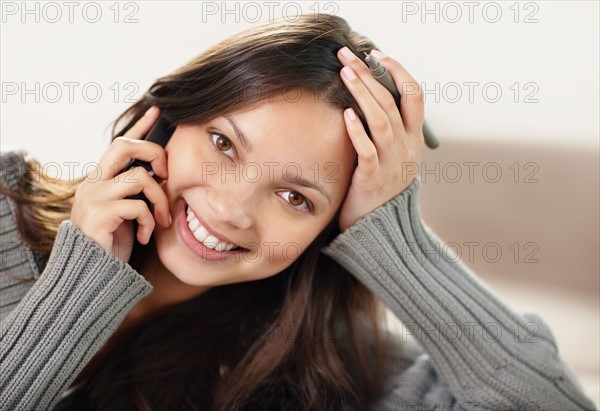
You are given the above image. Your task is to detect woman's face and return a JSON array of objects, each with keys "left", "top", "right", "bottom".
[{"left": 152, "top": 89, "right": 357, "bottom": 289}]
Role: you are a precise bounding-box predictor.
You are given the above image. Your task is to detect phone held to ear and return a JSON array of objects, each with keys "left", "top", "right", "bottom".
[
  {"left": 364, "top": 51, "right": 439, "bottom": 149},
  {"left": 122, "top": 115, "right": 175, "bottom": 209},
  {"left": 123, "top": 115, "right": 175, "bottom": 177}
]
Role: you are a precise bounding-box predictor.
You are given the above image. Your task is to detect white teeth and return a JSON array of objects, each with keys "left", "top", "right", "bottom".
[
  {"left": 186, "top": 204, "right": 239, "bottom": 251},
  {"left": 203, "top": 235, "right": 219, "bottom": 249},
  {"left": 192, "top": 225, "right": 209, "bottom": 243},
  {"left": 188, "top": 218, "right": 200, "bottom": 232}
]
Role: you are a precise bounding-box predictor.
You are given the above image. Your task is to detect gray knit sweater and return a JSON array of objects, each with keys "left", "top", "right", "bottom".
[{"left": 0, "top": 150, "right": 595, "bottom": 410}]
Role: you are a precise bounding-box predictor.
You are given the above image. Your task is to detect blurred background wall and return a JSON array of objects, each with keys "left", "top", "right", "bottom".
[
  {"left": 2, "top": 1, "right": 598, "bottom": 407},
  {"left": 414, "top": 139, "right": 599, "bottom": 406}
]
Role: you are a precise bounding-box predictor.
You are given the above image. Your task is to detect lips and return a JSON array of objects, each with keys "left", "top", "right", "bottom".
[
  {"left": 176, "top": 198, "right": 247, "bottom": 260},
  {"left": 185, "top": 200, "right": 241, "bottom": 248}
]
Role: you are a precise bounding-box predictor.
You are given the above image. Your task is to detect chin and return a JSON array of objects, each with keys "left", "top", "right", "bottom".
[{"left": 151, "top": 222, "right": 290, "bottom": 288}]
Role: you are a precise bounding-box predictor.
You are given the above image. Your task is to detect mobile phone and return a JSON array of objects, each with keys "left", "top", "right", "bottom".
[
  {"left": 123, "top": 115, "right": 175, "bottom": 177},
  {"left": 122, "top": 115, "right": 175, "bottom": 214}
]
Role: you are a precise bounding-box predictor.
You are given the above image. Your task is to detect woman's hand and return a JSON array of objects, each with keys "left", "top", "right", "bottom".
[
  {"left": 336, "top": 47, "right": 425, "bottom": 232},
  {"left": 69, "top": 106, "right": 171, "bottom": 263}
]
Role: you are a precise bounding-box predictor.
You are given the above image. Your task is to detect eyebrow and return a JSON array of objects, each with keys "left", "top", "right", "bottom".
[
  {"left": 282, "top": 174, "right": 332, "bottom": 205},
  {"left": 224, "top": 115, "right": 253, "bottom": 153}
]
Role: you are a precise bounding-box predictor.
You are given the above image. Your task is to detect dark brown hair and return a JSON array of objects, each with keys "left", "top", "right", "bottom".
[{"left": 1, "top": 14, "right": 397, "bottom": 410}]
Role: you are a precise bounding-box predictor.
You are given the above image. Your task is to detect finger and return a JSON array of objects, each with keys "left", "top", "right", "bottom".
[
  {"left": 343, "top": 108, "right": 379, "bottom": 173},
  {"left": 339, "top": 64, "right": 396, "bottom": 163},
  {"left": 337, "top": 47, "right": 405, "bottom": 137},
  {"left": 370, "top": 50, "right": 425, "bottom": 136},
  {"left": 99, "top": 166, "right": 171, "bottom": 228},
  {"left": 124, "top": 106, "right": 161, "bottom": 140},
  {"left": 93, "top": 137, "right": 169, "bottom": 181},
  {"left": 107, "top": 199, "right": 156, "bottom": 244}
]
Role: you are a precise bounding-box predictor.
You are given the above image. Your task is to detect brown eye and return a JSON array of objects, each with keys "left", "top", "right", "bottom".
[
  {"left": 210, "top": 133, "right": 235, "bottom": 160},
  {"left": 277, "top": 190, "right": 314, "bottom": 213},
  {"left": 216, "top": 135, "right": 232, "bottom": 151},
  {"left": 288, "top": 191, "right": 304, "bottom": 206},
  {"left": 278, "top": 190, "right": 311, "bottom": 213}
]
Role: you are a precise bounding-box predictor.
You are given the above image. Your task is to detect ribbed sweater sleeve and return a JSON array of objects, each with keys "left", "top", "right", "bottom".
[
  {"left": 321, "top": 176, "right": 596, "bottom": 411},
  {"left": 0, "top": 152, "right": 154, "bottom": 410}
]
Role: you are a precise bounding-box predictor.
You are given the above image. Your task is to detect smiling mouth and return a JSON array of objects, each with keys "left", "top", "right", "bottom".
[{"left": 181, "top": 199, "right": 248, "bottom": 254}]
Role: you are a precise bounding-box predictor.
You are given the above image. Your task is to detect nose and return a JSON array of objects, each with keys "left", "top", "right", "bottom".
[{"left": 206, "top": 179, "right": 254, "bottom": 230}]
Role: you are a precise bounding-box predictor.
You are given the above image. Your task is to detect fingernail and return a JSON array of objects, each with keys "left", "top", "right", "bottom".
[
  {"left": 145, "top": 106, "right": 158, "bottom": 116},
  {"left": 345, "top": 108, "right": 357, "bottom": 121},
  {"left": 342, "top": 66, "right": 356, "bottom": 80},
  {"left": 168, "top": 213, "right": 172, "bottom": 226},
  {"left": 340, "top": 46, "right": 354, "bottom": 60},
  {"left": 370, "top": 49, "right": 385, "bottom": 59}
]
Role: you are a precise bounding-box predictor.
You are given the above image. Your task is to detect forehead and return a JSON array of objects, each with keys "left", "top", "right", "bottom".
[{"left": 225, "top": 90, "right": 355, "bottom": 171}]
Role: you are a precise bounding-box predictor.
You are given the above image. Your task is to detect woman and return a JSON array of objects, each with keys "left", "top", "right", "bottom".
[{"left": 0, "top": 14, "right": 595, "bottom": 411}]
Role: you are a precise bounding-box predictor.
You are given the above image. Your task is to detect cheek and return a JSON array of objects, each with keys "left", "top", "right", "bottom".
[
  {"left": 166, "top": 126, "right": 208, "bottom": 156},
  {"left": 273, "top": 218, "right": 333, "bottom": 255},
  {"left": 165, "top": 135, "right": 211, "bottom": 178},
  {"left": 263, "top": 223, "right": 307, "bottom": 247}
]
